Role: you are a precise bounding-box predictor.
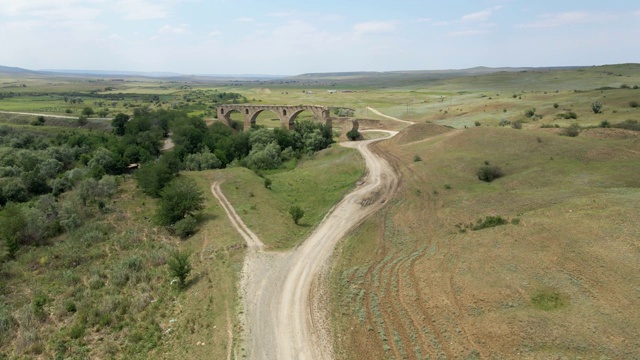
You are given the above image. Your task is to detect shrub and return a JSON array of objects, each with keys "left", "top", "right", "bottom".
[
  {"left": 474, "top": 121, "right": 481, "bottom": 127},
  {"left": 173, "top": 215, "right": 197, "bottom": 238},
  {"left": 77, "top": 115, "right": 88, "bottom": 126},
  {"left": 511, "top": 121, "right": 522, "bottom": 129},
  {"left": 591, "top": 101, "right": 603, "bottom": 114},
  {"left": 413, "top": 155, "right": 422, "bottom": 162},
  {"left": 472, "top": 215, "right": 508, "bottom": 230},
  {"left": 599, "top": 120, "right": 610, "bottom": 128},
  {"left": 155, "top": 177, "right": 204, "bottom": 226},
  {"left": 346, "top": 129, "right": 361, "bottom": 141},
  {"left": 553, "top": 103, "right": 559, "bottom": 109},
  {"left": 167, "top": 250, "right": 191, "bottom": 289},
  {"left": 289, "top": 205, "right": 304, "bottom": 225},
  {"left": 561, "top": 124, "right": 581, "bottom": 137},
  {"left": 540, "top": 123, "right": 560, "bottom": 128},
  {"left": 476, "top": 165, "right": 504, "bottom": 182},
  {"left": 263, "top": 177, "right": 272, "bottom": 189},
  {"left": 524, "top": 108, "right": 536, "bottom": 118},
  {"left": 558, "top": 111, "right": 577, "bottom": 119},
  {"left": 630, "top": 101, "right": 639, "bottom": 108},
  {"left": 498, "top": 119, "right": 511, "bottom": 127}
]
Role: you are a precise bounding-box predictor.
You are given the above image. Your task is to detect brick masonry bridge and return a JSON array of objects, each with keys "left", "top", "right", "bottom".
[{"left": 217, "top": 105, "right": 331, "bottom": 130}]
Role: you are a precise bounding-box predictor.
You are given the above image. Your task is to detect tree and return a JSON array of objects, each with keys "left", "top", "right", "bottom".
[
  {"left": 82, "top": 106, "right": 95, "bottom": 117},
  {"left": 112, "top": 113, "right": 130, "bottom": 136},
  {"left": 167, "top": 250, "right": 191, "bottom": 289},
  {"left": 155, "top": 177, "right": 204, "bottom": 226},
  {"left": 289, "top": 205, "right": 304, "bottom": 225},
  {"left": 134, "top": 155, "right": 179, "bottom": 197}
]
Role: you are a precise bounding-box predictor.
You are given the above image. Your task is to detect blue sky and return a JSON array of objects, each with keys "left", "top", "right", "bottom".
[{"left": 0, "top": 0, "right": 638, "bottom": 75}]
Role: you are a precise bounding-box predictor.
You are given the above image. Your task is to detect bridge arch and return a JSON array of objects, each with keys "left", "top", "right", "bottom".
[{"left": 217, "top": 105, "right": 331, "bottom": 131}]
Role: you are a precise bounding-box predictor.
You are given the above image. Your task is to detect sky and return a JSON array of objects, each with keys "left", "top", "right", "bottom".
[{"left": 0, "top": 0, "right": 639, "bottom": 75}]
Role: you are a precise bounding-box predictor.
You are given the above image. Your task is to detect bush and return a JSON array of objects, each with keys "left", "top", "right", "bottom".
[
  {"left": 346, "top": 129, "right": 361, "bottom": 141},
  {"left": 591, "top": 101, "right": 603, "bottom": 114},
  {"left": 471, "top": 215, "right": 508, "bottom": 230},
  {"left": 561, "top": 124, "right": 581, "bottom": 137},
  {"left": 511, "top": 121, "right": 522, "bottom": 129},
  {"left": 474, "top": 121, "right": 481, "bottom": 127},
  {"left": 77, "top": 115, "right": 88, "bottom": 126},
  {"left": 476, "top": 165, "right": 504, "bottom": 182},
  {"left": 173, "top": 215, "right": 197, "bottom": 238},
  {"left": 558, "top": 111, "right": 577, "bottom": 119},
  {"left": 155, "top": 177, "right": 204, "bottom": 226},
  {"left": 599, "top": 120, "right": 610, "bottom": 128},
  {"left": 289, "top": 205, "right": 304, "bottom": 225},
  {"left": 498, "top": 119, "right": 511, "bottom": 127},
  {"left": 553, "top": 103, "right": 559, "bottom": 109},
  {"left": 630, "top": 101, "right": 639, "bottom": 108},
  {"left": 263, "top": 177, "right": 272, "bottom": 189},
  {"left": 524, "top": 108, "right": 536, "bottom": 118},
  {"left": 413, "top": 155, "right": 422, "bottom": 162},
  {"left": 167, "top": 250, "right": 191, "bottom": 289}
]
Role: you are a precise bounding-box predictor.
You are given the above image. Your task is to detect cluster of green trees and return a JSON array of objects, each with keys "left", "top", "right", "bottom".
[{"left": 0, "top": 108, "right": 335, "bottom": 255}]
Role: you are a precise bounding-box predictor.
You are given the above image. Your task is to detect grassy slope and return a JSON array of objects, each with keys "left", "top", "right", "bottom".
[
  {"left": 0, "top": 175, "right": 245, "bottom": 360},
  {"left": 330, "top": 124, "right": 640, "bottom": 359},
  {"left": 220, "top": 145, "right": 365, "bottom": 249}
]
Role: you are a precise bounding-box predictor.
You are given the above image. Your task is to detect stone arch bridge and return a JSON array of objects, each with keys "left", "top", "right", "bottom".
[{"left": 217, "top": 105, "right": 331, "bottom": 130}]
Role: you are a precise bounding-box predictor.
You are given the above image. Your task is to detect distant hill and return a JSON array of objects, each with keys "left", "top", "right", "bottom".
[
  {"left": 0, "top": 65, "right": 39, "bottom": 75},
  {"left": 283, "top": 66, "right": 592, "bottom": 87}
]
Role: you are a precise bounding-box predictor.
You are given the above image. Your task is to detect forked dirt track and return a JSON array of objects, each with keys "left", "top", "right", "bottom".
[{"left": 212, "top": 130, "right": 400, "bottom": 359}]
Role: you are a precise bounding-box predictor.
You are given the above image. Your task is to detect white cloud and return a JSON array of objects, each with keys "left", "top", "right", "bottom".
[
  {"left": 235, "top": 17, "right": 255, "bottom": 23},
  {"left": 353, "top": 21, "right": 397, "bottom": 35},
  {"left": 416, "top": 17, "right": 432, "bottom": 23},
  {"left": 119, "top": 0, "right": 168, "bottom": 20},
  {"left": 208, "top": 30, "right": 222, "bottom": 37},
  {"left": 461, "top": 6, "right": 502, "bottom": 22},
  {"left": 518, "top": 12, "right": 596, "bottom": 28},
  {"left": 159, "top": 24, "right": 189, "bottom": 34}
]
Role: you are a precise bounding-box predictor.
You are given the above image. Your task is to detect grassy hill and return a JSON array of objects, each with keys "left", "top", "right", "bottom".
[{"left": 330, "top": 123, "right": 640, "bottom": 359}]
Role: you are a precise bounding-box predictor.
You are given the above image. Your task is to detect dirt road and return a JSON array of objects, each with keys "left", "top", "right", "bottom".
[
  {"left": 0, "top": 110, "right": 112, "bottom": 120},
  {"left": 212, "top": 130, "right": 400, "bottom": 359},
  {"left": 366, "top": 107, "right": 414, "bottom": 124}
]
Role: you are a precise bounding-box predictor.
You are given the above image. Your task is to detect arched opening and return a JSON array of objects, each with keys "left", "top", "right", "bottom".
[
  {"left": 250, "top": 109, "right": 283, "bottom": 129},
  {"left": 224, "top": 109, "right": 244, "bottom": 129}
]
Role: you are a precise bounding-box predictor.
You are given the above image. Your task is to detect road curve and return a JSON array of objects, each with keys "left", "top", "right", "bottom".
[
  {"left": 211, "top": 130, "right": 400, "bottom": 359},
  {"left": 366, "top": 107, "right": 414, "bottom": 124}
]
